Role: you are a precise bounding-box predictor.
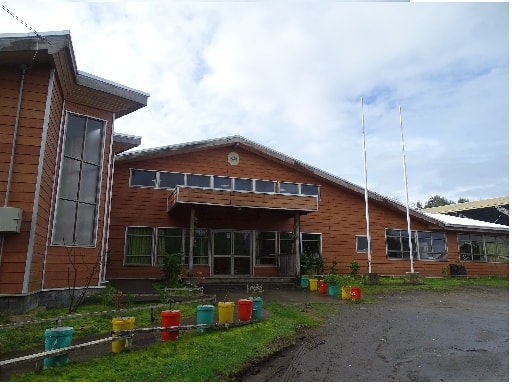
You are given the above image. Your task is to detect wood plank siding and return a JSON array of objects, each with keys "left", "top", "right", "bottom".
[
  {"left": 109, "top": 143, "right": 508, "bottom": 280},
  {"left": 168, "top": 186, "right": 318, "bottom": 212}
]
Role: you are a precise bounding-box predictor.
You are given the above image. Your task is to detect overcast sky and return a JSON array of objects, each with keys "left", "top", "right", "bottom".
[{"left": 1, "top": 1, "right": 509, "bottom": 207}]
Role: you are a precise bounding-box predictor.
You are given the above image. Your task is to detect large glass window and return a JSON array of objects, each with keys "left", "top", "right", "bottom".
[
  {"left": 356, "top": 235, "right": 369, "bottom": 253},
  {"left": 385, "top": 229, "right": 448, "bottom": 260},
  {"left": 301, "top": 184, "right": 320, "bottom": 196},
  {"left": 125, "top": 227, "right": 153, "bottom": 265},
  {"left": 279, "top": 232, "right": 295, "bottom": 254},
  {"left": 302, "top": 233, "right": 321, "bottom": 257},
  {"left": 213, "top": 176, "right": 232, "bottom": 189},
  {"left": 53, "top": 113, "right": 104, "bottom": 246},
  {"left": 457, "top": 234, "right": 508, "bottom": 262}
]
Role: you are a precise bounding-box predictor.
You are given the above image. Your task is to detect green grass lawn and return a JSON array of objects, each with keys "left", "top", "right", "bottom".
[{"left": 2, "top": 276, "right": 508, "bottom": 381}]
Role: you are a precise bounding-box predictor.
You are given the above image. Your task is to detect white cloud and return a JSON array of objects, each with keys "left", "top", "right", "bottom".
[{"left": 1, "top": 0, "right": 508, "bottom": 206}]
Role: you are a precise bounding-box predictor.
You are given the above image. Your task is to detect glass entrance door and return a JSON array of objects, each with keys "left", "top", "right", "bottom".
[{"left": 213, "top": 231, "right": 252, "bottom": 276}]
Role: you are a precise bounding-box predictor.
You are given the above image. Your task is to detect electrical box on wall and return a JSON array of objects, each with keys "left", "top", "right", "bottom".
[{"left": 0, "top": 207, "right": 23, "bottom": 233}]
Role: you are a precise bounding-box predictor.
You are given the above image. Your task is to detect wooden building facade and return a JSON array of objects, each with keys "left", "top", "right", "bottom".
[
  {"left": 107, "top": 136, "right": 509, "bottom": 282},
  {"left": 0, "top": 31, "right": 148, "bottom": 312}
]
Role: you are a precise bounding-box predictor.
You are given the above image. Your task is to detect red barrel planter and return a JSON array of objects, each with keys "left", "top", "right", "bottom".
[
  {"left": 238, "top": 299, "right": 253, "bottom": 321},
  {"left": 351, "top": 287, "right": 362, "bottom": 302},
  {"left": 319, "top": 280, "right": 328, "bottom": 294},
  {"left": 161, "top": 310, "right": 181, "bottom": 341}
]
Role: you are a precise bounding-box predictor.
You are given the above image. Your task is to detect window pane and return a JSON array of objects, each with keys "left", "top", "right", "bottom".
[
  {"left": 125, "top": 227, "right": 153, "bottom": 265},
  {"left": 255, "top": 180, "right": 275, "bottom": 193},
  {"left": 301, "top": 184, "right": 319, "bottom": 196},
  {"left": 53, "top": 200, "right": 76, "bottom": 244},
  {"left": 214, "top": 232, "right": 231, "bottom": 255},
  {"left": 279, "top": 182, "right": 299, "bottom": 194},
  {"left": 79, "top": 163, "right": 100, "bottom": 203},
  {"left": 64, "top": 115, "right": 85, "bottom": 158},
  {"left": 356, "top": 236, "right": 368, "bottom": 252},
  {"left": 233, "top": 232, "right": 251, "bottom": 256},
  {"left": 234, "top": 178, "right": 252, "bottom": 191},
  {"left": 256, "top": 232, "right": 276, "bottom": 265},
  {"left": 279, "top": 232, "right": 294, "bottom": 254},
  {"left": 156, "top": 228, "right": 183, "bottom": 265},
  {"left": 83, "top": 119, "right": 103, "bottom": 164},
  {"left": 131, "top": 169, "right": 156, "bottom": 187},
  {"left": 213, "top": 176, "right": 232, "bottom": 189},
  {"left": 59, "top": 157, "right": 80, "bottom": 200},
  {"left": 76, "top": 203, "right": 95, "bottom": 245},
  {"left": 187, "top": 174, "right": 211, "bottom": 188},
  {"left": 160, "top": 172, "right": 184, "bottom": 188},
  {"left": 302, "top": 233, "right": 321, "bottom": 256}
]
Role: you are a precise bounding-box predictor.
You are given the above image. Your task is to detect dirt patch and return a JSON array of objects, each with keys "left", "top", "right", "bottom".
[{"left": 236, "top": 287, "right": 509, "bottom": 382}]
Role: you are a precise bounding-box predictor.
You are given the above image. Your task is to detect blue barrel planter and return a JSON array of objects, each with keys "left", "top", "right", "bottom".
[
  {"left": 328, "top": 284, "right": 340, "bottom": 297},
  {"left": 250, "top": 297, "right": 263, "bottom": 320},
  {"left": 43, "top": 326, "right": 74, "bottom": 369},
  {"left": 196, "top": 304, "right": 215, "bottom": 333},
  {"left": 300, "top": 275, "right": 309, "bottom": 289}
]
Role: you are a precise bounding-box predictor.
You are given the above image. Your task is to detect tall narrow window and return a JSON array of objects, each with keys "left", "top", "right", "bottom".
[{"left": 53, "top": 114, "right": 104, "bottom": 246}]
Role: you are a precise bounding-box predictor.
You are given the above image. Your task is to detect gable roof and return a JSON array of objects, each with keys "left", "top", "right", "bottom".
[
  {"left": 116, "top": 135, "right": 509, "bottom": 234},
  {"left": 0, "top": 31, "right": 149, "bottom": 117}
]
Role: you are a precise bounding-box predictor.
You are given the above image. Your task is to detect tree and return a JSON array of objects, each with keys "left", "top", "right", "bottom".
[{"left": 417, "top": 195, "right": 470, "bottom": 209}]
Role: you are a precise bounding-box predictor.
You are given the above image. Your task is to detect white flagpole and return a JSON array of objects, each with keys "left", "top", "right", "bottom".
[
  {"left": 361, "top": 97, "right": 372, "bottom": 273},
  {"left": 399, "top": 106, "right": 414, "bottom": 273}
]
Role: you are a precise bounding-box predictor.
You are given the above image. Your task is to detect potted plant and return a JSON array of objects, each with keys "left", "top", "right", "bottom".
[
  {"left": 337, "top": 274, "right": 352, "bottom": 300},
  {"left": 324, "top": 273, "right": 339, "bottom": 296},
  {"left": 349, "top": 260, "right": 360, "bottom": 277}
]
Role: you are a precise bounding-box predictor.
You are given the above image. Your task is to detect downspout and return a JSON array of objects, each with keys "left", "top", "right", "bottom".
[{"left": 4, "top": 64, "right": 27, "bottom": 207}]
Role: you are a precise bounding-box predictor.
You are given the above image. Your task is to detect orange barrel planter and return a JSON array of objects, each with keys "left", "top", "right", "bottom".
[
  {"left": 238, "top": 299, "right": 253, "bottom": 321},
  {"left": 161, "top": 310, "right": 181, "bottom": 341},
  {"left": 351, "top": 287, "right": 362, "bottom": 302},
  {"left": 196, "top": 305, "right": 215, "bottom": 333},
  {"left": 218, "top": 302, "right": 235, "bottom": 324},
  {"left": 319, "top": 280, "right": 328, "bottom": 294},
  {"left": 308, "top": 278, "right": 318, "bottom": 292}
]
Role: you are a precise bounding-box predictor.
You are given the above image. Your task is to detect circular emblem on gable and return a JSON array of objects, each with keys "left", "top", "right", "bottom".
[{"left": 228, "top": 151, "right": 240, "bottom": 166}]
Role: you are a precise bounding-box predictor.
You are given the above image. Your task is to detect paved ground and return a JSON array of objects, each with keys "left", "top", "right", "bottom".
[
  {"left": 1, "top": 284, "right": 508, "bottom": 382},
  {"left": 237, "top": 286, "right": 509, "bottom": 382}
]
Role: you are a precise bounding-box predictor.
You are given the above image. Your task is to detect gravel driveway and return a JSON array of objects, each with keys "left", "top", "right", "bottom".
[{"left": 238, "top": 286, "right": 509, "bottom": 382}]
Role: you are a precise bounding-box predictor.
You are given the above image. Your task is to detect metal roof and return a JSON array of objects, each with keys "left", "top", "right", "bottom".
[{"left": 0, "top": 31, "right": 149, "bottom": 117}]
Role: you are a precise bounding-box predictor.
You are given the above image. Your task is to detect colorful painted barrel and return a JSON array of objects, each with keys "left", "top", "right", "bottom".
[
  {"left": 300, "top": 275, "right": 309, "bottom": 289},
  {"left": 238, "top": 299, "right": 253, "bottom": 321},
  {"left": 351, "top": 287, "right": 362, "bottom": 302},
  {"left": 341, "top": 286, "right": 352, "bottom": 300},
  {"left": 161, "top": 310, "right": 181, "bottom": 341},
  {"left": 328, "top": 284, "right": 339, "bottom": 297},
  {"left": 250, "top": 297, "right": 263, "bottom": 320},
  {"left": 319, "top": 280, "right": 328, "bottom": 294},
  {"left": 196, "top": 305, "right": 215, "bottom": 333},
  {"left": 43, "top": 326, "right": 74, "bottom": 368},
  {"left": 308, "top": 278, "right": 318, "bottom": 292},
  {"left": 111, "top": 317, "right": 135, "bottom": 353},
  {"left": 218, "top": 302, "right": 235, "bottom": 324}
]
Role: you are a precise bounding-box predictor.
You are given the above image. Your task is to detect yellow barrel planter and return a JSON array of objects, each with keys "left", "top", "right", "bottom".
[{"left": 111, "top": 317, "right": 135, "bottom": 353}]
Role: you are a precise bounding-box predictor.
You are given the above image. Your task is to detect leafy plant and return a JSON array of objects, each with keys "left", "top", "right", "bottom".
[
  {"left": 248, "top": 284, "right": 264, "bottom": 297},
  {"left": 329, "top": 259, "right": 337, "bottom": 274},
  {"left": 337, "top": 274, "right": 353, "bottom": 287},
  {"left": 160, "top": 252, "right": 184, "bottom": 287},
  {"left": 349, "top": 260, "right": 360, "bottom": 276},
  {"left": 324, "top": 273, "right": 338, "bottom": 285},
  {"left": 300, "top": 251, "right": 324, "bottom": 276}
]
